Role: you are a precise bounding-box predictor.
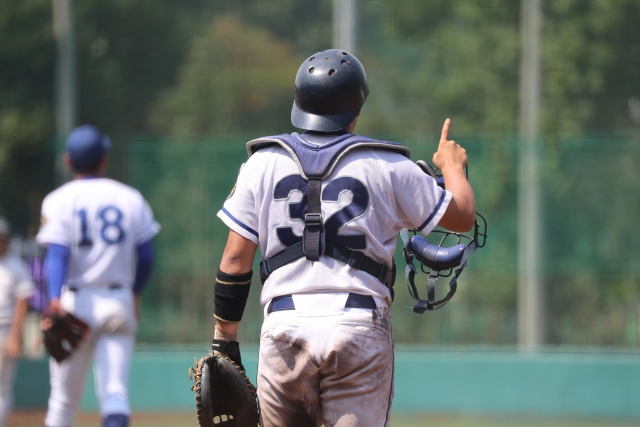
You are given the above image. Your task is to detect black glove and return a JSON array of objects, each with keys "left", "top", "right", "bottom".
[
  {"left": 211, "top": 339, "right": 243, "bottom": 370},
  {"left": 41, "top": 311, "right": 89, "bottom": 363},
  {"left": 189, "top": 341, "right": 259, "bottom": 427}
]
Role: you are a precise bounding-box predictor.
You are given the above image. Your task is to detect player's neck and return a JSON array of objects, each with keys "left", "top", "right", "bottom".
[{"left": 74, "top": 174, "right": 103, "bottom": 180}]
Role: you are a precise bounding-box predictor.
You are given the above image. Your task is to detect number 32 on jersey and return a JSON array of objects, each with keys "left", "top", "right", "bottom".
[
  {"left": 75, "top": 206, "right": 125, "bottom": 247},
  {"left": 274, "top": 175, "right": 370, "bottom": 249}
]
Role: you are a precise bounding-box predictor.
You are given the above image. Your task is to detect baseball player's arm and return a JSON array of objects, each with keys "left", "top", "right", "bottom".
[
  {"left": 4, "top": 297, "right": 28, "bottom": 358},
  {"left": 215, "top": 230, "right": 258, "bottom": 336},
  {"left": 44, "top": 244, "right": 70, "bottom": 312},
  {"left": 6, "top": 261, "right": 35, "bottom": 358},
  {"left": 132, "top": 239, "right": 155, "bottom": 322},
  {"left": 133, "top": 240, "right": 154, "bottom": 294},
  {"left": 433, "top": 119, "right": 476, "bottom": 232}
]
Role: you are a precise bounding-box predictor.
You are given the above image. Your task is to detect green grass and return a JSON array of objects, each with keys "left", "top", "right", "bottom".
[
  {"left": 8, "top": 412, "right": 639, "bottom": 426},
  {"left": 389, "top": 414, "right": 640, "bottom": 427}
]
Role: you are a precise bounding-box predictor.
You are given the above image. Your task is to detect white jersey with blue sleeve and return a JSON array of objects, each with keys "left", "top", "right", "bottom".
[
  {"left": 36, "top": 178, "right": 160, "bottom": 290},
  {"left": 217, "top": 145, "right": 451, "bottom": 307}
]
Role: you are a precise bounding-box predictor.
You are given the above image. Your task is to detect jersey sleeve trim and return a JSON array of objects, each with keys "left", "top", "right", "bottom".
[
  {"left": 135, "top": 221, "right": 161, "bottom": 245},
  {"left": 418, "top": 190, "right": 452, "bottom": 234},
  {"left": 218, "top": 208, "right": 259, "bottom": 244},
  {"left": 35, "top": 232, "right": 70, "bottom": 247},
  {"left": 15, "top": 280, "right": 35, "bottom": 300}
]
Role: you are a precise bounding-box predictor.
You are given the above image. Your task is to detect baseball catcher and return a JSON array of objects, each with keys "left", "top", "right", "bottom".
[
  {"left": 196, "top": 49, "right": 478, "bottom": 426},
  {"left": 41, "top": 310, "right": 89, "bottom": 363},
  {"left": 190, "top": 340, "right": 260, "bottom": 426}
]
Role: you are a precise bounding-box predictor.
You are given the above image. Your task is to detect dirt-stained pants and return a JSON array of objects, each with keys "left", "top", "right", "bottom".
[{"left": 258, "top": 304, "right": 394, "bottom": 427}]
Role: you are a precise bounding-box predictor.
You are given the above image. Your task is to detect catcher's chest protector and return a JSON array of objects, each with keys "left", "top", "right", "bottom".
[
  {"left": 247, "top": 133, "right": 411, "bottom": 285},
  {"left": 247, "top": 133, "right": 410, "bottom": 180}
]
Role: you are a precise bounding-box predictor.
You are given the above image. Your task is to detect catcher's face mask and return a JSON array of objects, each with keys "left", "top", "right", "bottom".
[{"left": 401, "top": 161, "right": 487, "bottom": 314}]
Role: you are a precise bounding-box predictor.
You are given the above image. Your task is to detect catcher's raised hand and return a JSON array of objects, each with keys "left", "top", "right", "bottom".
[
  {"left": 431, "top": 118, "right": 476, "bottom": 232},
  {"left": 432, "top": 119, "right": 467, "bottom": 172}
]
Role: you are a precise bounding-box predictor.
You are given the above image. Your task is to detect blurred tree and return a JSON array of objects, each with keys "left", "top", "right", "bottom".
[
  {"left": 73, "top": 0, "right": 332, "bottom": 135},
  {"left": 357, "top": 0, "right": 640, "bottom": 135},
  {"left": 542, "top": 0, "right": 640, "bottom": 132},
  {"left": 73, "top": 0, "right": 196, "bottom": 134},
  {"left": 0, "top": 0, "right": 56, "bottom": 236},
  {"left": 181, "top": 0, "right": 333, "bottom": 56},
  {"left": 357, "top": 0, "right": 520, "bottom": 135},
  {"left": 149, "top": 16, "right": 300, "bottom": 135}
]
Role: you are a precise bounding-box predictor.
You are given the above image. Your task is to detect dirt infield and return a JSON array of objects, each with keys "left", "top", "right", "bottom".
[
  {"left": 7, "top": 411, "right": 640, "bottom": 427},
  {"left": 7, "top": 411, "right": 196, "bottom": 427}
]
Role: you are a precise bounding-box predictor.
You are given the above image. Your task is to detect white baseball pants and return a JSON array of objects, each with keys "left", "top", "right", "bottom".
[
  {"left": 257, "top": 296, "right": 394, "bottom": 427},
  {"left": 0, "top": 325, "right": 16, "bottom": 427},
  {"left": 45, "top": 287, "right": 137, "bottom": 427}
]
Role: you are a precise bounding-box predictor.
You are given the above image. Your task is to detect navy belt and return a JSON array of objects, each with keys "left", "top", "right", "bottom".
[
  {"left": 267, "top": 293, "right": 377, "bottom": 314},
  {"left": 68, "top": 284, "right": 122, "bottom": 292}
]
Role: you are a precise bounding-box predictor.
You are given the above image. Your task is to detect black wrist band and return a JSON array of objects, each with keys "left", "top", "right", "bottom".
[{"left": 213, "top": 269, "right": 253, "bottom": 323}]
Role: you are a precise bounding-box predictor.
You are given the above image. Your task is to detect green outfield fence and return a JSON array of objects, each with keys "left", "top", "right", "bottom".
[
  {"left": 15, "top": 346, "right": 640, "bottom": 419},
  {"left": 89, "top": 132, "right": 640, "bottom": 348}
]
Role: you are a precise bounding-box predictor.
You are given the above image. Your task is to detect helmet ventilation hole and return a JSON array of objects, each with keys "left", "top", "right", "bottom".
[
  {"left": 325, "top": 58, "right": 329, "bottom": 60},
  {"left": 341, "top": 60, "right": 346, "bottom": 65},
  {"left": 328, "top": 69, "right": 336, "bottom": 76},
  {"left": 309, "top": 67, "right": 315, "bottom": 73},
  {"left": 309, "top": 56, "right": 315, "bottom": 61},
  {"left": 342, "top": 52, "right": 348, "bottom": 55}
]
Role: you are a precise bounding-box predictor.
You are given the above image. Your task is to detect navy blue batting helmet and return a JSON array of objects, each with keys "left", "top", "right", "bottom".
[
  {"left": 66, "top": 125, "right": 111, "bottom": 171},
  {"left": 291, "top": 49, "right": 369, "bottom": 132}
]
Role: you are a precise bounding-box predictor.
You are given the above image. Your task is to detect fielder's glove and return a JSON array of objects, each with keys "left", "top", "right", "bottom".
[
  {"left": 190, "top": 339, "right": 260, "bottom": 427},
  {"left": 41, "top": 311, "right": 89, "bottom": 363}
]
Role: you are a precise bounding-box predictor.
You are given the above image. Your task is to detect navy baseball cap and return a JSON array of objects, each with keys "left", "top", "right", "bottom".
[{"left": 66, "top": 125, "right": 111, "bottom": 170}]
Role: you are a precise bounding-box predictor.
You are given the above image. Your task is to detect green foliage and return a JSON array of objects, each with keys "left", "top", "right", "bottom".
[
  {"left": 149, "top": 16, "right": 301, "bottom": 135},
  {"left": 542, "top": 0, "right": 640, "bottom": 132},
  {"left": 0, "top": 0, "right": 55, "bottom": 235},
  {"left": 356, "top": 0, "right": 520, "bottom": 135},
  {"left": 214, "top": 0, "right": 333, "bottom": 55},
  {"left": 72, "top": 0, "right": 194, "bottom": 133}
]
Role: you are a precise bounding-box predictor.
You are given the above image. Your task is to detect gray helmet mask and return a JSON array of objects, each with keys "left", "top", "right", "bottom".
[{"left": 291, "top": 49, "right": 369, "bottom": 132}]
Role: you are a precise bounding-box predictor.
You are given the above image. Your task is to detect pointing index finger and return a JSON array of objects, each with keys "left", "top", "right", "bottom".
[{"left": 441, "top": 118, "right": 451, "bottom": 141}]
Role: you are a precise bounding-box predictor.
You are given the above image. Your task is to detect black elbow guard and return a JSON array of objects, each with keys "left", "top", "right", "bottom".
[{"left": 213, "top": 269, "right": 253, "bottom": 323}]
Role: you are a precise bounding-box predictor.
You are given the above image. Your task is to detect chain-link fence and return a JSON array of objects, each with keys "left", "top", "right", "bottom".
[{"left": 90, "top": 132, "right": 639, "bottom": 346}]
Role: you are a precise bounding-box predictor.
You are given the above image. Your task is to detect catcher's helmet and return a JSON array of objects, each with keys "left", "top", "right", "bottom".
[
  {"left": 291, "top": 49, "right": 369, "bottom": 132},
  {"left": 66, "top": 125, "right": 111, "bottom": 171}
]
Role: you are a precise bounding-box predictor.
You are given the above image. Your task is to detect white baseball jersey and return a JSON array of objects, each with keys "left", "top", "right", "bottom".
[
  {"left": 218, "top": 145, "right": 451, "bottom": 306},
  {"left": 36, "top": 178, "right": 160, "bottom": 290},
  {"left": 0, "top": 255, "right": 34, "bottom": 326}
]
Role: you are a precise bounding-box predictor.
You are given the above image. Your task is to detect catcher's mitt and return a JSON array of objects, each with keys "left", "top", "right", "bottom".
[
  {"left": 189, "top": 344, "right": 260, "bottom": 427},
  {"left": 41, "top": 311, "right": 89, "bottom": 363}
]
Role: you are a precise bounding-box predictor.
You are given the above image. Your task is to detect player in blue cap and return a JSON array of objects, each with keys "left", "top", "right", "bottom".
[
  {"left": 37, "top": 125, "right": 161, "bottom": 427},
  {"left": 64, "top": 125, "right": 111, "bottom": 174}
]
